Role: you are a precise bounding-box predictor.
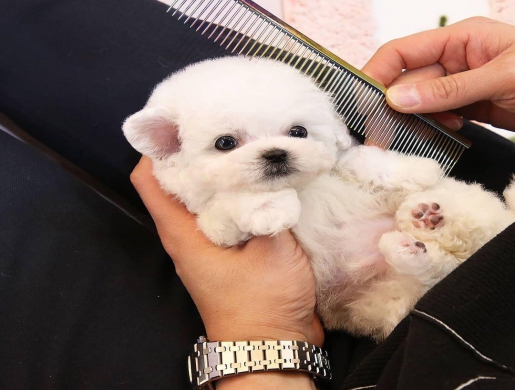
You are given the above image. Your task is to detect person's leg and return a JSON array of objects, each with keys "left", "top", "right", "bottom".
[
  {"left": 0, "top": 127, "right": 205, "bottom": 389},
  {"left": 453, "top": 121, "right": 515, "bottom": 194},
  {"left": 0, "top": 5, "right": 223, "bottom": 385}
]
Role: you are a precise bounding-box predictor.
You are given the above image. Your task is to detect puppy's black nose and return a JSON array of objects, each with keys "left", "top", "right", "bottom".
[{"left": 262, "top": 149, "right": 288, "bottom": 163}]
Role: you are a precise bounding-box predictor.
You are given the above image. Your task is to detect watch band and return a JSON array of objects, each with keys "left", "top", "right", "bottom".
[{"left": 188, "top": 336, "right": 331, "bottom": 389}]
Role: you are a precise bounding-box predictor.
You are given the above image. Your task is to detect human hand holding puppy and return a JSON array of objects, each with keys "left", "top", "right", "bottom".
[{"left": 131, "top": 156, "right": 323, "bottom": 390}]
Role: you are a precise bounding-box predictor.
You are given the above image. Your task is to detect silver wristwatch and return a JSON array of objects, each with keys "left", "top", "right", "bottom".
[{"left": 188, "top": 336, "right": 332, "bottom": 389}]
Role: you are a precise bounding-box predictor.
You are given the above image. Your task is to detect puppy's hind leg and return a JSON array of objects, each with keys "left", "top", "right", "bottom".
[
  {"left": 345, "top": 276, "right": 424, "bottom": 341},
  {"left": 378, "top": 231, "right": 454, "bottom": 285},
  {"left": 378, "top": 231, "right": 434, "bottom": 279}
]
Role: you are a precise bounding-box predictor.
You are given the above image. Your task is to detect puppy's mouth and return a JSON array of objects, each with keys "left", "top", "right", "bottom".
[
  {"left": 260, "top": 148, "right": 298, "bottom": 180},
  {"left": 262, "top": 161, "right": 298, "bottom": 179}
]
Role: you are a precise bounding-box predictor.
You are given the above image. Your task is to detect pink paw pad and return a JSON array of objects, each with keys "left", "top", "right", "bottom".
[
  {"left": 400, "top": 239, "right": 427, "bottom": 254},
  {"left": 411, "top": 203, "right": 443, "bottom": 230}
]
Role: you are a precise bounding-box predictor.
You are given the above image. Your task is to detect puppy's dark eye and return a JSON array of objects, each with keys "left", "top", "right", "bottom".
[
  {"left": 215, "top": 136, "right": 238, "bottom": 151},
  {"left": 289, "top": 126, "right": 308, "bottom": 138}
]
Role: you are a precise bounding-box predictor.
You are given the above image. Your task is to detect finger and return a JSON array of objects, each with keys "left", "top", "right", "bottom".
[
  {"left": 361, "top": 17, "right": 503, "bottom": 87},
  {"left": 364, "top": 138, "right": 383, "bottom": 148},
  {"left": 131, "top": 156, "right": 187, "bottom": 225},
  {"left": 387, "top": 66, "right": 464, "bottom": 129},
  {"left": 358, "top": 64, "right": 446, "bottom": 120},
  {"left": 130, "top": 156, "right": 217, "bottom": 259},
  {"left": 427, "top": 112, "right": 463, "bottom": 131},
  {"left": 358, "top": 65, "right": 446, "bottom": 136},
  {"left": 244, "top": 231, "right": 300, "bottom": 263},
  {"left": 385, "top": 66, "right": 498, "bottom": 114},
  {"left": 364, "top": 108, "right": 463, "bottom": 149},
  {"left": 388, "top": 63, "right": 446, "bottom": 87},
  {"left": 362, "top": 25, "right": 464, "bottom": 86},
  {"left": 454, "top": 102, "right": 515, "bottom": 131}
]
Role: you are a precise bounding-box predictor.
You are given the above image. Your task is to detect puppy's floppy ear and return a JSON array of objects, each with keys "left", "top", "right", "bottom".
[{"left": 122, "top": 107, "right": 180, "bottom": 159}]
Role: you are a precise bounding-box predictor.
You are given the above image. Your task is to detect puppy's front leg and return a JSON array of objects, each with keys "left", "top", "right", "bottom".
[
  {"left": 197, "top": 189, "right": 301, "bottom": 247},
  {"left": 197, "top": 198, "right": 251, "bottom": 247},
  {"left": 235, "top": 189, "right": 301, "bottom": 237}
]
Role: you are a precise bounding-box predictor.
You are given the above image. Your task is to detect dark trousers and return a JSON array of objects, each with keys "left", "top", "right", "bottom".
[{"left": 1, "top": 1, "right": 515, "bottom": 389}]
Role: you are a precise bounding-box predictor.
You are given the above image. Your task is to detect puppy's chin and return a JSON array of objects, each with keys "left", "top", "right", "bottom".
[{"left": 262, "top": 161, "right": 298, "bottom": 180}]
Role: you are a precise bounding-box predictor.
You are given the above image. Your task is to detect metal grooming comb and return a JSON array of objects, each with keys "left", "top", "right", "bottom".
[{"left": 166, "top": 0, "right": 471, "bottom": 175}]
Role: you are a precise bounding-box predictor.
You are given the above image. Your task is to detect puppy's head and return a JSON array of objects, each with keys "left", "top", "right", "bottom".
[{"left": 123, "top": 57, "right": 352, "bottom": 202}]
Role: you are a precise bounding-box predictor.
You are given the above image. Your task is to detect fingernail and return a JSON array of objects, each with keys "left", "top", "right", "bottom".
[
  {"left": 387, "top": 85, "right": 420, "bottom": 108},
  {"left": 449, "top": 118, "right": 463, "bottom": 131}
]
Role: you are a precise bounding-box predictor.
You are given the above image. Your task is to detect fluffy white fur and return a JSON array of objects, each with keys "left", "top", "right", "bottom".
[{"left": 123, "top": 57, "right": 515, "bottom": 341}]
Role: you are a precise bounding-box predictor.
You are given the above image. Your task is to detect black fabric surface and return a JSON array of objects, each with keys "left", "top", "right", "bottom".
[
  {"left": 452, "top": 124, "right": 515, "bottom": 195},
  {"left": 1, "top": 0, "right": 515, "bottom": 389},
  {"left": 0, "top": 0, "right": 229, "bottom": 212},
  {"left": 415, "top": 225, "right": 515, "bottom": 373},
  {"left": 0, "top": 129, "right": 204, "bottom": 389}
]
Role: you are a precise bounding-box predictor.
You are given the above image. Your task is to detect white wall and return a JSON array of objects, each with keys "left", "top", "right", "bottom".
[
  {"left": 372, "top": 0, "right": 490, "bottom": 44},
  {"left": 253, "top": 0, "right": 283, "bottom": 17}
]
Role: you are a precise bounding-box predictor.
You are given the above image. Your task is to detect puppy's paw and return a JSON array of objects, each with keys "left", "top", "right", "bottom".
[
  {"left": 336, "top": 145, "right": 390, "bottom": 183},
  {"left": 337, "top": 146, "right": 442, "bottom": 192},
  {"left": 411, "top": 202, "right": 444, "bottom": 230},
  {"left": 379, "top": 231, "right": 433, "bottom": 276},
  {"left": 397, "top": 193, "right": 450, "bottom": 238},
  {"left": 238, "top": 189, "right": 301, "bottom": 236},
  {"left": 197, "top": 212, "right": 251, "bottom": 247}
]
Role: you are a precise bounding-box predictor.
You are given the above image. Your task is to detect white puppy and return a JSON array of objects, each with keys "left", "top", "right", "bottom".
[{"left": 123, "top": 57, "right": 515, "bottom": 341}]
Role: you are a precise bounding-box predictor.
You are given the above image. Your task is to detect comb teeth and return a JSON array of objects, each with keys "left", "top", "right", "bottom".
[{"left": 167, "top": 0, "right": 470, "bottom": 175}]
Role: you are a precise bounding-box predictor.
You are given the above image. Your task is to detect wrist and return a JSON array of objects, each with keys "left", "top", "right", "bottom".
[
  {"left": 203, "top": 315, "right": 325, "bottom": 347},
  {"left": 217, "top": 371, "right": 316, "bottom": 390},
  {"left": 206, "top": 324, "right": 310, "bottom": 345}
]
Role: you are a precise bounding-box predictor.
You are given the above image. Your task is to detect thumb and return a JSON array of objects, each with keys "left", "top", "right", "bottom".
[{"left": 386, "top": 67, "right": 494, "bottom": 113}]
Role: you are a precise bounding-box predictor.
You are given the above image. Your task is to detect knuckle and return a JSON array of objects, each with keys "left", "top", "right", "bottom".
[
  {"left": 504, "top": 64, "right": 515, "bottom": 81},
  {"left": 466, "top": 16, "right": 489, "bottom": 24},
  {"left": 378, "top": 40, "right": 396, "bottom": 52},
  {"left": 430, "top": 76, "right": 463, "bottom": 101},
  {"left": 129, "top": 170, "right": 138, "bottom": 185},
  {"left": 130, "top": 169, "right": 144, "bottom": 188},
  {"left": 377, "top": 39, "right": 401, "bottom": 59}
]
